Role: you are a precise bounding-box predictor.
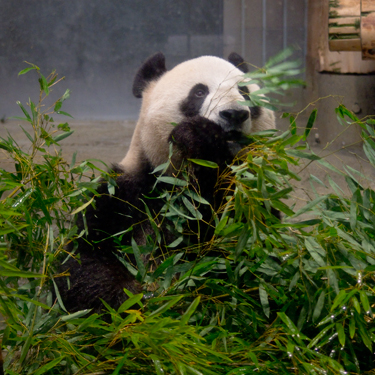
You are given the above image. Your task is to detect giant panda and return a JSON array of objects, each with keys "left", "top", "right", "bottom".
[{"left": 56, "top": 52, "right": 276, "bottom": 313}]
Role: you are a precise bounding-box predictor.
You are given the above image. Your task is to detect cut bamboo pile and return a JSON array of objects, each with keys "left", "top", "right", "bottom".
[{"left": 329, "top": 0, "right": 375, "bottom": 59}]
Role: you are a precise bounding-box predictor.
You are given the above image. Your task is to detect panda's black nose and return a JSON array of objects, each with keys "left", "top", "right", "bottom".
[{"left": 219, "top": 109, "right": 249, "bottom": 128}]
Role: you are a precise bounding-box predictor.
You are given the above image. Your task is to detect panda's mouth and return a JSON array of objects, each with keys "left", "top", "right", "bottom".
[{"left": 224, "top": 129, "right": 243, "bottom": 141}]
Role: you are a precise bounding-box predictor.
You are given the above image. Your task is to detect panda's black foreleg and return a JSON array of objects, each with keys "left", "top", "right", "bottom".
[
  {"left": 55, "top": 244, "right": 142, "bottom": 313},
  {"left": 169, "top": 116, "right": 235, "bottom": 166},
  {"left": 167, "top": 116, "right": 239, "bottom": 247},
  {"left": 169, "top": 116, "right": 281, "bottom": 233},
  {"left": 56, "top": 167, "right": 157, "bottom": 313},
  {"left": 168, "top": 116, "right": 236, "bottom": 202}
]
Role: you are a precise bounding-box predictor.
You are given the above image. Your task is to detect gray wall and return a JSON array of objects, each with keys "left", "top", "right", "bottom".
[
  {"left": 0, "top": 1, "right": 223, "bottom": 120},
  {"left": 1, "top": 1, "right": 310, "bottom": 122},
  {"left": 5, "top": 0, "right": 372, "bottom": 150},
  {"left": 223, "top": 0, "right": 309, "bottom": 133},
  {"left": 224, "top": 0, "right": 308, "bottom": 70}
]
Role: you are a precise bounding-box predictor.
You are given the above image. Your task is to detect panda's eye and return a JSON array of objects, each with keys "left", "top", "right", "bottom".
[{"left": 195, "top": 89, "right": 206, "bottom": 98}]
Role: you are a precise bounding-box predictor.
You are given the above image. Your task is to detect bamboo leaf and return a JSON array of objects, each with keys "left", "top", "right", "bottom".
[
  {"left": 349, "top": 317, "right": 356, "bottom": 339},
  {"left": 148, "top": 295, "right": 184, "bottom": 318},
  {"left": 39, "top": 74, "right": 49, "bottom": 95},
  {"left": 313, "top": 290, "right": 325, "bottom": 322},
  {"left": 61, "top": 88, "right": 71, "bottom": 101},
  {"left": 0, "top": 270, "right": 45, "bottom": 278},
  {"left": 112, "top": 354, "right": 129, "bottom": 375},
  {"left": 308, "top": 323, "right": 335, "bottom": 349},
  {"left": 188, "top": 159, "right": 218, "bottom": 168},
  {"left": 303, "top": 109, "right": 317, "bottom": 140},
  {"left": 336, "top": 322, "right": 346, "bottom": 347},
  {"left": 18, "top": 66, "right": 39, "bottom": 75},
  {"left": 352, "top": 296, "right": 361, "bottom": 314},
  {"left": 259, "top": 284, "right": 270, "bottom": 318},
  {"left": 132, "top": 237, "right": 146, "bottom": 279},
  {"left": 118, "top": 293, "right": 143, "bottom": 314},
  {"left": 16, "top": 101, "right": 32, "bottom": 122},
  {"left": 182, "top": 196, "right": 202, "bottom": 220},
  {"left": 20, "top": 125, "right": 34, "bottom": 143},
  {"left": 359, "top": 290, "right": 371, "bottom": 314},
  {"left": 70, "top": 197, "right": 94, "bottom": 215},
  {"left": 61, "top": 309, "right": 91, "bottom": 321},
  {"left": 357, "top": 319, "right": 372, "bottom": 351},
  {"left": 180, "top": 296, "right": 200, "bottom": 325},
  {"left": 331, "top": 290, "right": 347, "bottom": 312},
  {"left": 20, "top": 334, "right": 33, "bottom": 364},
  {"left": 157, "top": 176, "right": 188, "bottom": 187},
  {"left": 291, "top": 195, "right": 327, "bottom": 218},
  {"left": 33, "top": 356, "right": 65, "bottom": 375},
  {"left": 52, "top": 130, "right": 74, "bottom": 143},
  {"left": 56, "top": 110, "right": 73, "bottom": 118}
]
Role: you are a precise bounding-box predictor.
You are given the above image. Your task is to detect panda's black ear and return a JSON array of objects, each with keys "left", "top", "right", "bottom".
[
  {"left": 133, "top": 52, "right": 167, "bottom": 98},
  {"left": 228, "top": 52, "right": 249, "bottom": 73}
]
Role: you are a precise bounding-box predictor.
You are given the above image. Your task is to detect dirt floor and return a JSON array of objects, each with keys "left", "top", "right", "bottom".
[{"left": 1, "top": 119, "right": 375, "bottom": 214}]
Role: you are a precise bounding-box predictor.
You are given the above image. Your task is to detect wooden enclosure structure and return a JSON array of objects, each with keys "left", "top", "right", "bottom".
[{"left": 329, "top": 0, "right": 375, "bottom": 59}]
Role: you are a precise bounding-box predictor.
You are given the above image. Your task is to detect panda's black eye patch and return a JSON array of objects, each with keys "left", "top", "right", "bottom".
[
  {"left": 239, "top": 85, "right": 250, "bottom": 100},
  {"left": 239, "top": 85, "right": 261, "bottom": 119},
  {"left": 180, "top": 84, "right": 209, "bottom": 118}
]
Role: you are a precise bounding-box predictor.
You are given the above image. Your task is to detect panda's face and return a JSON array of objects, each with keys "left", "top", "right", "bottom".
[
  {"left": 121, "top": 53, "right": 275, "bottom": 172},
  {"left": 145, "top": 56, "right": 252, "bottom": 137}
]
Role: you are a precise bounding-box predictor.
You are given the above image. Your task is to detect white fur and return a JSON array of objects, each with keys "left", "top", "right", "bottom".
[{"left": 120, "top": 56, "right": 275, "bottom": 172}]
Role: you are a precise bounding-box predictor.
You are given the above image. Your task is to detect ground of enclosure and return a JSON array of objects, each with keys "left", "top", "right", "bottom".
[{"left": 1, "top": 119, "right": 374, "bottom": 214}]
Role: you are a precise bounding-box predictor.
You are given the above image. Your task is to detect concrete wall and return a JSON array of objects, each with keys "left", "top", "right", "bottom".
[
  {"left": 0, "top": 0, "right": 223, "bottom": 120},
  {"left": 1, "top": 0, "right": 374, "bottom": 150},
  {"left": 223, "top": 0, "right": 308, "bottom": 69}
]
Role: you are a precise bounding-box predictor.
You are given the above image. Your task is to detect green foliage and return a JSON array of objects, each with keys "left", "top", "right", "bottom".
[
  {"left": 1, "top": 61, "right": 375, "bottom": 374},
  {"left": 239, "top": 46, "right": 305, "bottom": 111}
]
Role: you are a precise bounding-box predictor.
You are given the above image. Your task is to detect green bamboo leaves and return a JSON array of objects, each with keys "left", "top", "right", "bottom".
[{"left": 3, "top": 58, "right": 375, "bottom": 374}]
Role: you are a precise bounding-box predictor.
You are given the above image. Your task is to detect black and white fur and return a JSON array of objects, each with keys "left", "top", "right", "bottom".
[{"left": 56, "top": 53, "right": 276, "bottom": 313}]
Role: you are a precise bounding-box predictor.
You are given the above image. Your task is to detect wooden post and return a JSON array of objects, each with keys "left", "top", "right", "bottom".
[{"left": 361, "top": 0, "right": 375, "bottom": 58}]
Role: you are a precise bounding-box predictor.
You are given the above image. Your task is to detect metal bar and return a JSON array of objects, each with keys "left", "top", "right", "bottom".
[
  {"left": 262, "top": 0, "right": 267, "bottom": 65},
  {"left": 241, "top": 0, "right": 246, "bottom": 57},
  {"left": 283, "top": 0, "right": 288, "bottom": 51},
  {"left": 304, "top": 0, "right": 308, "bottom": 76}
]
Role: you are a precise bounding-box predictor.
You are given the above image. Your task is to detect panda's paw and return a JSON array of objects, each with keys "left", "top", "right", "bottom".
[
  {"left": 227, "top": 141, "right": 242, "bottom": 157},
  {"left": 169, "top": 116, "right": 230, "bottom": 160}
]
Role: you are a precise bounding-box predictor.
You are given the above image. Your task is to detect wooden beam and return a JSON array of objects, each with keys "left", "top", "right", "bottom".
[
  {"left": 328, "top": 16, "right": 360, "bottom": 26},
  {"left": 329, "top": 16, "right": 360, "bottom": 37},
  {"left": 329, "top": 0, "right": 360, "bottom": 17},
  {"left": 329, "top": 1, "right": 361, "bottom": 51},
  {"left": 328, "top": 0, "right": 375, "bottom": 60},
  {"left": 329, "top": 38, "right": 362, "bottom": 50},
  {"left": 329, "top": 26, "right": 359, "bottom": 34}
]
